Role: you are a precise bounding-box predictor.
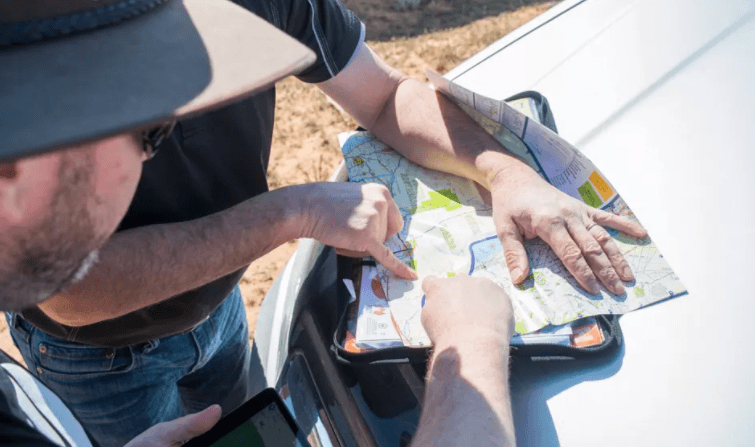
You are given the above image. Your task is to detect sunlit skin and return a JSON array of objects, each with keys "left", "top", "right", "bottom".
[
  {"left": 82, "top": 135, "right": 147, "bottom": 248},
  {"left": 0, "top": 136, "right": 226, "bottom": 446},
  {"left": 0, "top": 134, "right": 145, "bottom": 310}
]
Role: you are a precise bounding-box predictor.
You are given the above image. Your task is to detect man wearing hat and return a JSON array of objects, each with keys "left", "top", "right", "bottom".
[
  {"left": 0, "top": 0, "right": 425, "bottom": 444},
  {"left": 0, "top": 19, "right": 519, "bottom": 443},
  {"left": 0, "top": 1, "right": 243, "bottom": 442},
  {"left": 5, "top": 0, "right": 645, "bottom": 445}
]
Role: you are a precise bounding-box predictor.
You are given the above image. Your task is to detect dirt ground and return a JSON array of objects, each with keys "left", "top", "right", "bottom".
[{"left": 0, "top": 0, "right": 555, "bottom": 364}]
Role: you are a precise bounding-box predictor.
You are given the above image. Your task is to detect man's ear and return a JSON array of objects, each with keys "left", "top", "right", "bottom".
[
  {"left": 0, "top": 163, "right": 18, "bottom": 180},
  {"left": 0, "top": 162, "right": 23, "bottom": 223}
]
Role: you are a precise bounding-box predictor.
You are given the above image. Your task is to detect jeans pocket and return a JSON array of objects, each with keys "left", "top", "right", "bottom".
[{"left": 31, "top": 333, "right": 134, "bottom": 381}]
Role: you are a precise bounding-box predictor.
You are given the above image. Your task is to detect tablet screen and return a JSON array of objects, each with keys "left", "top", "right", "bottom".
[
  {"left": 210, "top": 401, "right": 296, "bottom": 446},
  {"left": 184, "top": 388, "right": 308, "bottom": 447}
]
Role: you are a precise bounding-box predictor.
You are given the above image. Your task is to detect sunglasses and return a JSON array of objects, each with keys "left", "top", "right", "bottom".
[{"left": 141, "top": 120, "right": 177, "bottom": 160}]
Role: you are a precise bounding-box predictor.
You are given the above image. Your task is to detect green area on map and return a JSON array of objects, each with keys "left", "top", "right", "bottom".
[
  {"left": 439, "top": 227, "right": 457, "bottom": 250},
  {"left": 415, "top": 190, "right": 462, "bottom": 213},
  {"left": 577, "top": 181, "right": 602, "bottom": 208}
]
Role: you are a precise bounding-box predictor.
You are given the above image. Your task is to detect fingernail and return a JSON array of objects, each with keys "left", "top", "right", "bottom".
[
  {"left": 403, "top": 265, "right": 418, "bottom": 280},
  {"left": 613, "top": 282, "right": 626, "bottom": 295},
  {"left": 622, "top": 266, "right": 633, "bottom": 279},
  {"left": 510, "top": 268, "right": 522, "bottom": 282},
  {"left": 589, "top": 280, "right": 600, "bottom": 295}
]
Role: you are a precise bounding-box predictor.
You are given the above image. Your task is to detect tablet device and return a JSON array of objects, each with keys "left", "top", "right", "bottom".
[{"left": 184, "top": 388, "right": 310, "bottom": 447}]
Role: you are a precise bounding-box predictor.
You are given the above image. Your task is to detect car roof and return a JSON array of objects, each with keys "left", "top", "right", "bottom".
[
  {"left": 448, "top": 0, "right": 755, "bottom": 445},
  {"left": 449, "top": 0, "right": 755, "bottom": 146}
]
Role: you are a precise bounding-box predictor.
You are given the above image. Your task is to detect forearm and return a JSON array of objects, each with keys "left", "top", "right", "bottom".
[
  {"left": 318, "top": 45, "right": 531, "bottom": 189},
  {"left": 412, "top": 335, "right": 515, "bottom": 447},
  {"left": 370, "top": 76, "right": 534, "bottom": 189},
  {"left": 38, "top": 185, "right": 309, "bottom": 326}
]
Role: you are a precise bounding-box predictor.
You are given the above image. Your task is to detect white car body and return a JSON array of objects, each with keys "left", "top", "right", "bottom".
[{"left": 256, "top": 0, "right": 755, "bottom": 445}]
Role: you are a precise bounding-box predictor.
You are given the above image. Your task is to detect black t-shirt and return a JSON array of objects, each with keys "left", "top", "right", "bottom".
[
  {"left": 0, "top": 350, "right": 94, "bottom": 446},
  {"left": 22, "top": 0, "right": 364, "bottom": 347}
]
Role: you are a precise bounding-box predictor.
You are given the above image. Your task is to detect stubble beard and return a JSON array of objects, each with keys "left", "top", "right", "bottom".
[{"left": 0, "top": 153, "right": 104, "bottom": 311}]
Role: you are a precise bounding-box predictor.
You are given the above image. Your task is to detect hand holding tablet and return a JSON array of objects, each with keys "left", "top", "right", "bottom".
[{"left": 184, "top": 388, "right": 309, "bottom": 447}]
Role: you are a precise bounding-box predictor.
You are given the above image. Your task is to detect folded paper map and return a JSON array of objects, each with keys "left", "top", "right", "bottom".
[{"left": 338, "top": 70, "right": 686, "bottom": 347}]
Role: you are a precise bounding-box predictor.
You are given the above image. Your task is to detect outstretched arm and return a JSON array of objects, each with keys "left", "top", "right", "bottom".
[
  {"left": 38, "top": 182, "right": 415, "bottom": 326},
  {"left": 318, "top": 44, "right": 646, "bottom": 295},
  {"left": 412, "top": 275, "right": 516, "bottom": 447}
]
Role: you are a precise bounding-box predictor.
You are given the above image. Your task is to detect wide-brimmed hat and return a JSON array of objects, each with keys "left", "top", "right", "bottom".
[{"left": 0, "top": 0, "right": 316, "bottom": 160}]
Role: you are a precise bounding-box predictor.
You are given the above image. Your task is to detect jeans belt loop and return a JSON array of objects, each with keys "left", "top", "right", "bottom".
[
  {"left": 8, "top": 312, "right": 32, "bottom": 343},
  {"left": 8, "top": 312, "right": 18, "bottom": 329}
]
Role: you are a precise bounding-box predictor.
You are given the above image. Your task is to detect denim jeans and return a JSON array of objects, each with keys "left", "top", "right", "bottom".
[{"left": 6, "top": 287, "right": 258, "bottom": 447}]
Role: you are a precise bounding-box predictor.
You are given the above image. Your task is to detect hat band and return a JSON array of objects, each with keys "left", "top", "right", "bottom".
[{"left": 0, "top": 0, "right": 171, "bottom": 46}]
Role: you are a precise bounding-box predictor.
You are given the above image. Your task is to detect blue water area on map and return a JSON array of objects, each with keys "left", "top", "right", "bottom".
[
  {"left": 342, "top": 136, "right": 375, "bottom": 155},
  {"left": 420, "top": 236, "right": 502, "bottom": 308},
  {"left": 468, "top": 236, "right": 502, "bottom": 274}
]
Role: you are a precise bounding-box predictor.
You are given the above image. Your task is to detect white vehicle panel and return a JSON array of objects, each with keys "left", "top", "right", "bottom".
[
  {"left": 255, "top": 165, "right": 346, "bottom": 386},
  {"left": 452, "top": 0, "right": 755, "bottom": 445}
]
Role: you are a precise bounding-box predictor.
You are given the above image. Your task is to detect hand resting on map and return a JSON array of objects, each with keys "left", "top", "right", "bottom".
[
  {"left": 489, "top": 165, "right": 647, "bottom": 295},
  {"left": 315, "top": 42, "right": 644, "bottom": 295}
]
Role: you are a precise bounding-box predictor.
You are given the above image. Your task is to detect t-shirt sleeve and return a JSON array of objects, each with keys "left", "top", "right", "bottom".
[{"left": 234, "top": 0, "right": 365, "bottom": 83}]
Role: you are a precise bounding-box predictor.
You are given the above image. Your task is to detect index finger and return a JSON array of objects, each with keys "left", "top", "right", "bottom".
[
  {"left": 385, "top": 196, "right": 404, "bottom": 240},
  {"left": 589, "top": 208, "right": 647, "bottom": 238},
  {"left": 369, "top": 240, "right": 417, "bottom": 280}
]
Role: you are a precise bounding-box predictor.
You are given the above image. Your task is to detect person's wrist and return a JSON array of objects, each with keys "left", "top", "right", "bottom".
[
  {"left": 492, "top": 164, "right": 541, "bottom": 196},
  {"left": 430, "top": 330, "right": 509, "bottom": 380},
  {"left": 432, "top": 327, "right": 510, "bottom": 355},
  {"left": 476, "top": 151, "right": 539, "bottom": 192},
  {"left": 278, "top": 183, "right": 318, "bottom": 240}
]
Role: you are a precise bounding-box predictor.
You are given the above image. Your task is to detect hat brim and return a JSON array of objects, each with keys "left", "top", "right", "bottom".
[{"left": 0, "top": 0, "right": 316, "bottom": 159}]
